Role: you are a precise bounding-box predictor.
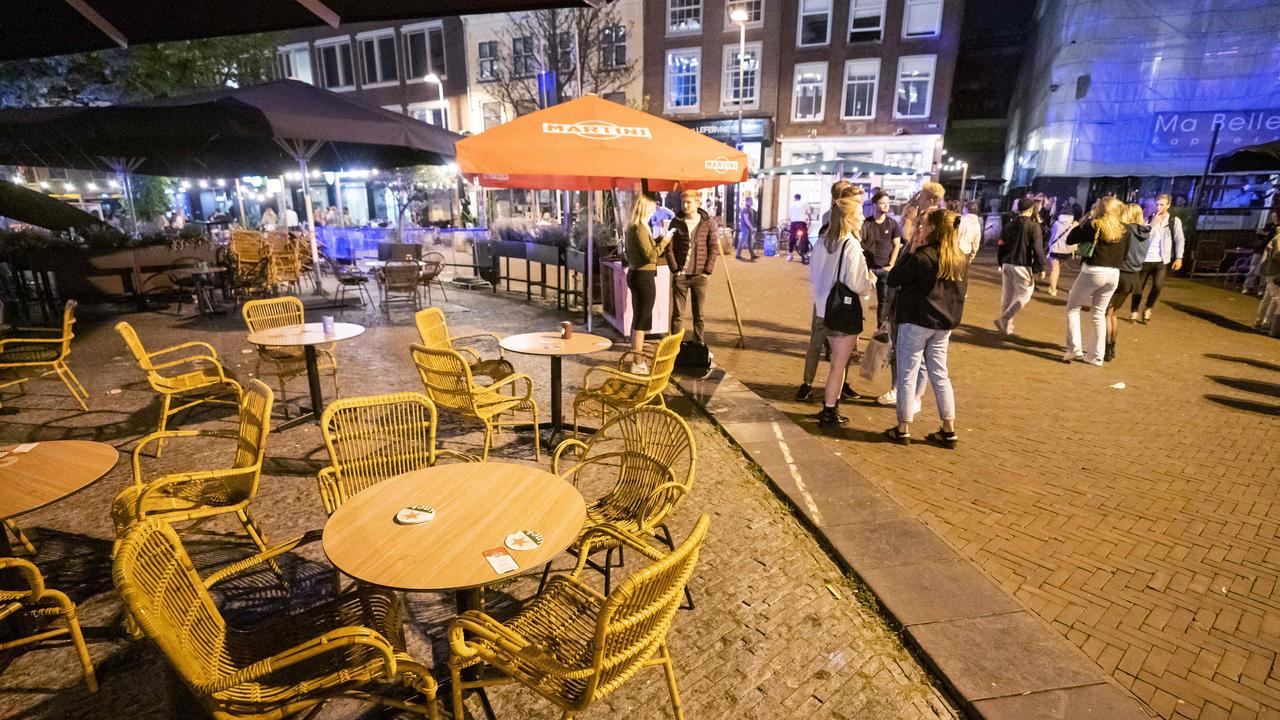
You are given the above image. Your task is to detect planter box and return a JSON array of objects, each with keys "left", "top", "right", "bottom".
[
  {"left": 490, "top": 240, "right": 526, "bottom": 260},
  {"left": 526, "top": 242, "right": 562, "bottom": 266}
]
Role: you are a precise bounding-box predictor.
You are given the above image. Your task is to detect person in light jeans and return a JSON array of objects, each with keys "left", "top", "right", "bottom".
[
  {"left": 1063, "top": 197, "right": 1129, "bottom": 366},
  {"left": 995, "top": 195, "right": 1046, "bottom": 336},
  {"left": 1255, "top": 227, "right": 1280, "bottom": 329}
]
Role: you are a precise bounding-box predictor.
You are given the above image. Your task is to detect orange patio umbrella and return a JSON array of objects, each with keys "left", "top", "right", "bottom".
[{"left": 457, "top": 95, "right": 749, "bottom": 336}]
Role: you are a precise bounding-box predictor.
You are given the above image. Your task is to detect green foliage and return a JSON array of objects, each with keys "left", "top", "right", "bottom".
[{"left": 131, "top": 176, "right": 172, "bottom": 221}]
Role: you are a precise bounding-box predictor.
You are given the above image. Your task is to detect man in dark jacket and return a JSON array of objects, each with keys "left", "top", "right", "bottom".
[
  {"left": 668, "top": 189, "right": 718, "bottom": 343},
  {"left": 995, "top": 196, "right": 1048, "bottom": 336}
]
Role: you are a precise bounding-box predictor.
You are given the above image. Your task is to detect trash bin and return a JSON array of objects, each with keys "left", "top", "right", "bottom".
[{"left": 763, "top": 231, "right": 778, "bottom": 257}]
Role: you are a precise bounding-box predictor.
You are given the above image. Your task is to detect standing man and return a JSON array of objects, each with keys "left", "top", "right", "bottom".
[
  {"left": 1066, "top": 196, "right": 1083, "bottom": 220},
  {"left": 862, "top": 191, "right": 904, "bottom": 327},
  {"left": 735, "top": 195, "right": 758, "bottom": 261},
  {"left": 1129, "top": 193, "right": 1184, "bottom": 324},
  {"left": 668, "top": 190, "right": 718, "bottom": 344},
  {"left": 786, "top": 193, "right": 810, "bottom": 262},
  {"left": 995, "top": 195, "right": 1047, "bottom": 336}
]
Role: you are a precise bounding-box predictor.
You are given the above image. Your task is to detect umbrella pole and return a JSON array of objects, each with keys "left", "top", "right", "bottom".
[
  {"left": 234, "top": 178, "right": 246, "bottom": 229},
  {"left": 586, "top": 189, "right": 593, "bottom": 332},
  {"left": 298, "top": 158, "right": 324, "bottom": 295},
  {"left": 715, "top": 222, "right": 747, "bottom": 348}
]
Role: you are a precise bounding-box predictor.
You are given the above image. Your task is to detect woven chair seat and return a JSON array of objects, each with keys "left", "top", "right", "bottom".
[
  {"left": 470, "top": 358, "right": 515, "bottom": 382},
  {"left": 111, "top": 474, "right": 254, "bottom": 536},
  {"left": 155, "top": 365, "right": 240, "bottom": 394},
  {"left": 0, "top": 343, "right": 60, "bottom": 364}
]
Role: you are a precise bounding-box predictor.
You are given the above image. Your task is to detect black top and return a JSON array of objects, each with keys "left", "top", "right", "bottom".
[
  {"left": 1066, "top": 220, "right": 1129, "bottom": 268},
  {"left": 997, "top": 215, "right": 1047, "bottom": 272},
  {"left": 667, "top": 207, "right": 719, "bottom": 275},
  {"left": 886, "top": 244, "right": 967, "bottom": 330},
  {"left": 861, "top": 215, "right": 902, "bottom": 268}
]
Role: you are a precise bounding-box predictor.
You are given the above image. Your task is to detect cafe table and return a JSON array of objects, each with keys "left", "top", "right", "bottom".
[
  {"left": 321, "top": 461, "right": 586, "bottom": 614},
  {"left": 169, "top": 266, "right": 227, "bottom": 317},
  {"left": 499, "top": 331, "right": 612, "bottom": 449},
  {"left": 0, "top": 440, "right": 119, "bottom": 556},
  {"left": 245, "top": 321, "right": 364, "bottom": 430}
]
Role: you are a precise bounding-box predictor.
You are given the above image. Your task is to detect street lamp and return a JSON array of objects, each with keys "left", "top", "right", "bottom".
[{"left": 730, "top": 7, "right": 749, "bottom": 248}]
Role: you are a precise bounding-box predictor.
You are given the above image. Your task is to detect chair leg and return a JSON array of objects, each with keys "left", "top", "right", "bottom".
[
  {"left": 438, "top": 279, "right": 449, "bottom": 303},
  {"left": 482, "top": 421, "right": 493, "bottom": 461},
  {"left": 657, "top": 642, "right": 684, "bottom": 720},
  {"left": 4, "top": 519, "right": 36, "bottom": 554},
  {"left": 450, "top": 663, "right": 466, "bottom": 720},
  {"left": 655, "top": 524, "right": 695, "bottom": 610},
  {"left": 54, "top": 362, "right": 88, "bottom": 411},
  {"left": 530, "top": 405, "right": 541, "bottom": 463},
  {"left": 59, "top": 598, "right": 98, "bottom": 692},
  {"left": 238, "top": 508, "right": 285, "bottom": 581},
  {"left": 154, "top": 393, "right": 172, "bottom": 457},
  {"left": 60, "top": 361, "right": 89, "bottom": 399},
  {"left": 537, "top": 560, "right": 553, "bottom": 594}
]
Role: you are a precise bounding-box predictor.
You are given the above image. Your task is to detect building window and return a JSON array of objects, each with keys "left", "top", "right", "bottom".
[
  {"left": 668, "top": 0, "right": 702, "bottom": 34},
  {"left": 407, "top": 102, "right": 448, "bottom": 130},
  {"left": 403, "top": 23, "right": 445, "bottom": 81},
  {"left": 885, "top": 151, "right": 923, "bottom": 171},
  {"left": 721, "top": 42, "right": 761, "bottom": 110},
  {"left": 482, "top": 101, "right": 503, "bottom": 130},
  {"left": 903, "top": 0, "right": 942, "bottom": 37},
  {"left": 664, "top": 48, "right": 701, "bottom": 112},
  {"left": 894, "top": 54, "right": 935, "bottom": 118},
  {"left": 555, "top": 31, "right": 574, "bottom": 73},
  {"left": 316, "top": 39, "right": 355, "bottom": 90},
  {"left": 358, "top": 31, "right": 399, "bottom": 87},
  {"left": 478, "top": 41, "right": 499, "bottom": 81},
  {"left": 604, "top": 91, "right": 627, "bottom": 104},
  {"left": 277, "top": 44, "right": 313, "bottom": 84},
  {"left": 792, "top": 63, "right": 827, "bottom": 122},
  {"left": 797, "top": 0, "right": 831, "bottom": 46},
  {"left": 725, "top": 0, "right": 764, "bottom": 27},
  {"left": 512, "top": 36, "right": 536, "bottom": 78},
  {"left": 600, "top": 24, "right": 626, "bottom": 68},
  {"left": 841, "top": 58, "right": 878, "bottom": 119},
  {"left": 848, "top": 0, "right": 884, "bottom": 42}
]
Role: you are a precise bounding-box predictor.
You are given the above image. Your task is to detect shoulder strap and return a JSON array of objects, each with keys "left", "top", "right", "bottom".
[{"left": 833, "top": 238, "right": 848, "bottom": 282}]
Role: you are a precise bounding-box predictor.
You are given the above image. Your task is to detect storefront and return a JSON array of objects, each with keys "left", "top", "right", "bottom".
[{"left": 674, "top": 117, "right": 773, "bottom": 228}]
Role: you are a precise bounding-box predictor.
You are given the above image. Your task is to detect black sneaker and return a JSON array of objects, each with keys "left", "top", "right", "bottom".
[
  {"left": 1103, "top": 343, "right": 1115, "bottom": 362},
  {"left": 817, "top": 406, "right": 849, "bottom": 427},
  {"left": 841, "top": 383, "right": 864, "bottom": 400},
  {"left": 794, "top": 383, "right": 813, "bottom": 402},
  {"left": 926, "top": 429, "right": 958, "bottom": 449},
  {"left": 883, "top": 427, "right": 911, "bottom": 445}
]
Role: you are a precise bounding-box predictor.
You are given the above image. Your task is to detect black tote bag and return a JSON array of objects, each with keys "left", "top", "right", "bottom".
[{"left": 823, "top": 239, "right": 863, "bottom": 334}]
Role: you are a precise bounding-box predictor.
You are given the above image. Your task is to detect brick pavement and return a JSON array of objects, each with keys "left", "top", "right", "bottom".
[
  {"left": 0, "top": 288, "right": 956, "bottom": 719},
  {"left": 691, "top": 249, "right": 1280, "bottom": 720}
]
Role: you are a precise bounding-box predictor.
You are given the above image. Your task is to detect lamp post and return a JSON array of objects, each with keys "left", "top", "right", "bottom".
[
  {"left": 730, "top": 7, "right": 749, "bottom": 248},
  {"left": 959, "top": 161, "right": 969, "bottom": 203}
]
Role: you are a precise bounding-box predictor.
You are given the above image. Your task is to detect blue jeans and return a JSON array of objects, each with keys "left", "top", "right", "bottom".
[{"left": 895, "top": 323, "right": 955, "bottom": 424}]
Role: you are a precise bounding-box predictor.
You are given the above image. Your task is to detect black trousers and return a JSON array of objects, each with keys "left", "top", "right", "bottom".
[
  {"left": 627, "top": 268, "right": 657, "bottom": 332},
  {"left": 1130, "top": 261, "right": 1169, "bottom": 312}
]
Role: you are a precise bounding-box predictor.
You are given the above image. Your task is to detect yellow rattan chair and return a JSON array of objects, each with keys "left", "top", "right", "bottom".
[
  {"left": 542, "top": 406, "right": 696, "bottom": 602},
  {"left": 116, "top": 321, "right": 242, "bottom": 456},
  {"left": 0, "top": 557, "right": 97, "bottom": 692},
  {"left": 409, "top": 343, "right": 540, "bottom": 462},
  {"left": 0, "top": 299, "right": 88, "bottom": 411},
  {"left": 110, "top": 379, "right": 274, "bottom": 557},
  {"left": 414, "top": 307, "right": 514, "bottom": 382},
  {"left": 448, "top": 514, "right": 710, "bottom": 720},
  {"left": 572, "top": 329, "right": 684, "bottom": 434},
  {"left": 242, "top": 296, "right": 337, "bottom": 417},
  {"left": 317, "top": 392, "right": 478, "bottom": 516},
  {"left": 113, "top": 520, "right": 439, "bottom": 720}
]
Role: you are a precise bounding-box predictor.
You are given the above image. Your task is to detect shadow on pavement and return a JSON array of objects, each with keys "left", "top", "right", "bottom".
[
  {"left": 1166, "top": 301, "right": 1256, "bottom": 333},
  {"left": 1205, "top": 353, "right": 1280, "bottom": 373},
  {"left": 1204, "top": 394, "right": 1280, "bottom": 416},
  {"left": 953, "top": 324, "right": 1063, "bottom": 362},
  {"left": 1208, "top": 376, "right": 1280, "bottom": 398}
]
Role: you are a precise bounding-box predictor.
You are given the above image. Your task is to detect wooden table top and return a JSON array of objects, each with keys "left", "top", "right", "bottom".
[
  {"left": 246, "top": 322, "right": 365, "bottom": 347},
  {"left": 499, "top": 331, "right": 613, "bottom": 358},
  {"left": 322, "top": 461, "right": 586, "bottom": 592},
  {"left": 170, "top": 266, "right": 227, "bottom": 276},
  {"left": 0, "top": 441, "right": 119, "bottom": 519}
]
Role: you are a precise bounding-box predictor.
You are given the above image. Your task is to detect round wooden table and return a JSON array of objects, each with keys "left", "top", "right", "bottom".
[
  {"left": 322, "top": 461, "right": 586, "bottom": 612},
  {"left": 499, "top": 331, "right": 613, "bottom": 449},
  {"left": 0, "top": 440, "right": 118, "bottom": 555},
  {"left": 246, "top": 322, "right": 364, "bottom": 429}
]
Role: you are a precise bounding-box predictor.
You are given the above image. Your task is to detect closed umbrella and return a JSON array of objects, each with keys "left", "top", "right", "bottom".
[
  {"left": 1212, "top": 140, "right": 1280, "bottom": 173},
  {"left": 0, "top": 180, "right": 102, "bottom": 232}
]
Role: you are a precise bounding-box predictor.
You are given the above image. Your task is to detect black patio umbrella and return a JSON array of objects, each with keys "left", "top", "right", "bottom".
[
  {"left": 1212, "top": 140, "right": 1280, "bottom": 173},
  {"left": 0, "top": 0, "right": 594, "bottom": 61},
  {"left": 0, "top": 180, "right": 101, "bottom": 232}
]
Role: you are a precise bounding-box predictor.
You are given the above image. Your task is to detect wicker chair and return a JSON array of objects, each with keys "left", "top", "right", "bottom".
[
  {"left": 0, "top": 299, "right": 88, "bottom": 411},
  {"left": 110, "top": 380, "right": 274, "bottom": 558},
  {"left": 242, "top": 297, "right": 338, "bottom": 417},
  {"left": 0, "top": 557, "right": 97, "bottom": 692},
  {"left": 113, "top": 520, "right": 439, "bottom": 719},
  {"left": 317, "top": 392, "right": 477, "bottom": 516},
  {"left": 414, "top": 307, "right": 513, "bottom": 382},
  {"left": 542, "top": 406, "right": 696, "bottom": 604},
  {"left": 449, "top": 514, "right": 710, "bottom": 720},
  {"left": 116, "top": 321, "right": 242, "bottom": 456},
  {"left": 409, "top": 343, "right": 540, "bottom": 461},
  {"left": 418, "top": 251, "right": 450, "bottom": 306},
  {"left": 572, "top": 330, "right": 684, "bottom": 434},
  {"left": 379, "top": 262, "right": 421, "bottom": 313},
  {"left": 324, "top": 255, "right": 374, "bottom": 309}
]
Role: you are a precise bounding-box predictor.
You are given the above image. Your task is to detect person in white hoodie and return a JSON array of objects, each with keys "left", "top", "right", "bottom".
[{"left": 810, "top": 197, "right": 876, "bottom": 427}]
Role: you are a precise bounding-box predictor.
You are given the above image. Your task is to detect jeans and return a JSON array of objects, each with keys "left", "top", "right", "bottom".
[
  {"left": 999, "top": 264, "right": 1035, "bottom": 329},
  {"left": 803, "top": 309, "right": 833, "bottom": 385},
  {"left": 1257, "top": 277, "right": 1280, "bottom": 326},
  {"left": 895, "top": 323, "right": 955, "bottom": 424},
  {"left": 736, "top": 226, "right": 756, "bottom": 255},
  {"left": 1065, "top": 265, "right": 1119, "bottom": 362},
  {"left": 1130, "top": 261, "right": 1169, "bottom": 312},
  {"left": 873, "top": 267, "right": 892, "bottom": 328},
  {"left": 671, "top": 273, "right": 708, "bottom": 343}
]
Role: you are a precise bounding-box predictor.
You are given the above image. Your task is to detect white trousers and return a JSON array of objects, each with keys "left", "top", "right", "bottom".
[
  {"left": 999, "top": 264, "right": 1035, "bottom": 328},
  {"left": 1065, "top": 265, "right": 1119, "bottom": 362}
]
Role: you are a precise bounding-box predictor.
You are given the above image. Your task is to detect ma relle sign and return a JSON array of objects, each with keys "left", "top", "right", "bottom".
[
  {"left": 1149, "top": 109, "right": 1280, "bottom": 156},
  {"left": 542, "top": 121, "right": 652, "bottom": 140}
]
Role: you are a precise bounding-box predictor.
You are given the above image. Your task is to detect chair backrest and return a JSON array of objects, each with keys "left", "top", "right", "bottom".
[
  {"left": 231, "top": 229, "right": 264, "bottom": 262},
  {"left": 421, "top": 252, "right": 446, "bottom": 280},
  {"left": 414, "top": 307, "right": 451, "bottom": 351},
  {"left": 379, "top": 242, "right": 421, "bottom": 261},
  {"left": 409, "top": 343, "right": 480, "bottom": 415},
  {"left": 571, "top": 406, "right": 696, "bottom": 531},
  {"left": 115, "top": 321, "right": 156, "bottom": 372},
  {"left": 55, "top": 300, "right": 78, "bottom": 358},
  {"left": 242, "top": 296, "right": 305, "bottom": 333},
  {"left": 112, "top": 519, "right": 228, "bottom": 697},
  {"left": 383, "top": 262, "right": 419, "bottom": 291},
  {"left": 586, "top": 515, "right": 710, "bottom": 703},
  {"left": 234, "top": 380, "right": 274, "bottom": 470},
  {"left": 643, "top": 330, "right": 685, "bottom": 398},
  {"left": 319, "top": 392, "right": 438, "bottom": 514}
]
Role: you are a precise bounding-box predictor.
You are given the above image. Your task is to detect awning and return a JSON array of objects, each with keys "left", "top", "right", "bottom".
[
  {"left": 0, "top": 0, "right": 595, "bottom": 61},
  {"left": 0, "top": 180, "right": 102, "bottom": 232},
  {"left": 755, "top": 159, "right": 924, "bottom": 177},
  {"left": 1212, "top": 140, "right": 1280, "bottom": 174},
  {"left": 456, "top": 95, "right": 748, "bottom": 191}
]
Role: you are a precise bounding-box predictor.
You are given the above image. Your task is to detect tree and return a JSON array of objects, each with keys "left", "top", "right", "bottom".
[{"left": 485, "top": 7, "right": 638, "bottom": 117}]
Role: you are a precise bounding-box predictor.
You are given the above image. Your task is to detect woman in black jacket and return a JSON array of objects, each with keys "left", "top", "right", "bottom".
[
  {"left": 883, "top": 208, "right": 968, "bottom": 447},
  {"left": 1063, "top": 197, "right": 1128, "bottom": 366}
]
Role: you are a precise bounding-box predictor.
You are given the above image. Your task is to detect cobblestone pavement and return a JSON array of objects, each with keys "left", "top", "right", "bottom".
[
  {"left": 690, "top": 249, "right": 1280, "bottom": 720},
  {"left": 0, "top": 286, "right": 956, "bottom": 720}
]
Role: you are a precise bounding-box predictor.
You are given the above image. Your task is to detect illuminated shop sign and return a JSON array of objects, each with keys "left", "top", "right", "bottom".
[{"left": 1149, "top": 109, "right": 1280, "bottom": 156}]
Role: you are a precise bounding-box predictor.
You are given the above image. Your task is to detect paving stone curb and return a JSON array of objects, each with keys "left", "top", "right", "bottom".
[{"left": 672, "top": 365, "right": 1154, "bottom": 720}]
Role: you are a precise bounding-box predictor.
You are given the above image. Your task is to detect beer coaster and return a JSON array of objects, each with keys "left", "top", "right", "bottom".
[
  {"left": 394, "top": 505, "right": 436, "bottom": 525},
  {"left": 505, "top": 529, "right": 544, "bottom": 552}
]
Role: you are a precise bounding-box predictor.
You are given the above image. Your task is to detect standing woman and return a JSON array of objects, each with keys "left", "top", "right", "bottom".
[
  {"left": 884, "top": 209, "right": 967, "bottom": 447},
  {"left": 624, "top": 194, "right": 674, "bottom": 373},
  {"left": 810, "top": 197, "right": 876, "bottom": 426},
  {"left": 1104, "top": 203, "right": 1152, "bottom": 360},
  {"left": 1046, "top": 209, "right": 1077, "bottom": 296},
  {"left": 1063, "top": 197, "right": 1128, "bottom": 366},
  {"left": 1129, "top": 193, "right": 1184, "bottom": 323}
]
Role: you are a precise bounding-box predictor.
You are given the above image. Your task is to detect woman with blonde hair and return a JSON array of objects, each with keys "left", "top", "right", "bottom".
[
  {"left": 1103, "top": 203, "right": 1152, "bottom": 360},
  {"left": 884, "top": 208, "right": 967, "bottom": 447},
  {"left": 623, "top": 193, "right": 674, "bottom": 372},
  {"left": 1063, "top": 197, "right": 1130, "bottom": 365},
  {"left": 809, "top": 197, "right": 875, "bottom": 426}
]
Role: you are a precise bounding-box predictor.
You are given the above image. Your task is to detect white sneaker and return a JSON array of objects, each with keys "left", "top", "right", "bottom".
[
  {"left": 877, "top": 388, "right": 897, "bottom": 406},
  {"left": 630, "top": 361, "right": 650, "bottom": 375}
]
